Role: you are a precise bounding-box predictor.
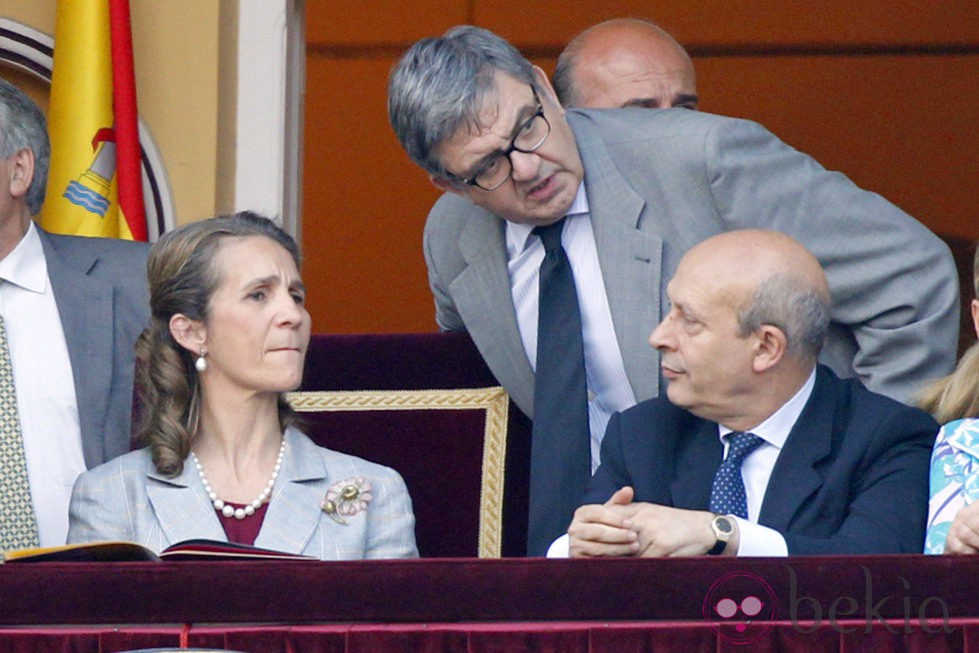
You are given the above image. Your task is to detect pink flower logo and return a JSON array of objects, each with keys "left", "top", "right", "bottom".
[
  {"left": 703, "top": 571, "right": 778, "bottom": 644},
  {"left": 321, "top": 477, "right": 373, "bottom": 524}
]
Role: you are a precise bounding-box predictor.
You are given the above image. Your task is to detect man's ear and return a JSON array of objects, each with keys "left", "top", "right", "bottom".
[
  {"left": 8, "top": 147, "right": 35, "bottom": 200},
  {"left": 751, "top": 324, "right": 787, "bottom": 373},
  {"left": 169, "top": 313, "right": 206, "bottom": 355},
  {"left": 429, "top": 174, "right": 466, "bottom": 196},
  {"left": 532, "top": 65, "right": 565, "bottom": 114}
]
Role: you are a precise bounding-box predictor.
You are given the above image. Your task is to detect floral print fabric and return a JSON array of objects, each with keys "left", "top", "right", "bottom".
[{"left": 925, "top": 419, "right": 979, "bottom": 554}]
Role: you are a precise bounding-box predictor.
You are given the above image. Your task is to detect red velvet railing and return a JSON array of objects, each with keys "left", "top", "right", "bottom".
[{"left": 0, "top": 555, "right": 976, "bottom": 651}]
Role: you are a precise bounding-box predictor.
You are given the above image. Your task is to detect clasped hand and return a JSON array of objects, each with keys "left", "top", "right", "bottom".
[{"left": 567, "top": 487, "right": 718, "bottom": 558}]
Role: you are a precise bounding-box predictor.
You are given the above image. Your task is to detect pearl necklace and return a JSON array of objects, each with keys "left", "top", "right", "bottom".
[{"left": 192, "top": 439, "right": 286, "bottom": 520}]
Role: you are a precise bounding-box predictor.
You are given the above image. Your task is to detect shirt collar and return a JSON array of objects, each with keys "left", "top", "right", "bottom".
[
  {"left": 0, "top": 221, "right": 48, "bottom": 294},
  {"left": 506, "top": 181, "right": 589, "bottom": 254},
  {"left": 718, "top": 367, "right": 817, "bottom": 450}
]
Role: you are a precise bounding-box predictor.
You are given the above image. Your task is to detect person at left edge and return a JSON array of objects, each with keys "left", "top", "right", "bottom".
[
  {"left": 67, "top": 212, "right": 418, "bottom": 559},
  {"left": 0, "top": 77, "right": 149, "bottom": 547}
]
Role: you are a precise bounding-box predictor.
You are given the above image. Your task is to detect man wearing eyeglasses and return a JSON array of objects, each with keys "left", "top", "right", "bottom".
[{"left": 387, "top": 25, "right": 959, "bottom": 555}]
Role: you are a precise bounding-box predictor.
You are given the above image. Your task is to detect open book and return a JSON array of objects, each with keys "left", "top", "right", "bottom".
[{"left": 2, "top": 538, "right": 316, "bottom": 563}]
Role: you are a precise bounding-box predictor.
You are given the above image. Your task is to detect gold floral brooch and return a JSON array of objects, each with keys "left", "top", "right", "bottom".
[{"left": 322, "top": 477, "right": 373, "bottom": 524}]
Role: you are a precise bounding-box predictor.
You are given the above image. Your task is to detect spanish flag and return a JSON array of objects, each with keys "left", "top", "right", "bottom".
[{"left": 38, "top": 0, "right": 147, "bottom": 241}]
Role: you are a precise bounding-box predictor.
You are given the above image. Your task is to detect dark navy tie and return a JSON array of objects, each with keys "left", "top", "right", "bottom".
[
  {"left": 708, "top": 432, "right": 764, "bottom": 519},
  {"left": 527, "top": 218, "right": 591, "bottom": 556}
]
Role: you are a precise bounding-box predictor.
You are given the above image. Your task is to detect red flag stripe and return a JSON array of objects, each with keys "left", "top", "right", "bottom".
[{"left": 108, "top": 0, "right": 147, "bottom": 241}]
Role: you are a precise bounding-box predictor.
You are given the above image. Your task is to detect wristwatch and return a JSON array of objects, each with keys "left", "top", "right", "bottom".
[{"left": 708, "top": 514, "right": 734, "bottom": 555}]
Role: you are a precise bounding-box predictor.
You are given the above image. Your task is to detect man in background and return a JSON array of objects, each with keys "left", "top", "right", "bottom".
[
  {"left": 553, "top": 18, "right": 698, "bottom": 110},
  {"left": 0, "top": 78, "right": 149, "bottom": 549}
]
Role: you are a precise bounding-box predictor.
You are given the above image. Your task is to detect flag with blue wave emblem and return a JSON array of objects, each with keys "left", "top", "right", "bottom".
[{"left": 38, "top": 0, "right": 147, "bottom": 241}]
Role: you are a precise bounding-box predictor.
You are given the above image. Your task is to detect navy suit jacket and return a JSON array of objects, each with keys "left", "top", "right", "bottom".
[{"left": 583, "top": 366, "right": 938, "bottom": 555}]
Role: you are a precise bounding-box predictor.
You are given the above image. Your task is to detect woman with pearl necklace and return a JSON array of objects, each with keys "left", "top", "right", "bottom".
[{"left": 67, "top": 212, "right": 418, "bottom": 559}]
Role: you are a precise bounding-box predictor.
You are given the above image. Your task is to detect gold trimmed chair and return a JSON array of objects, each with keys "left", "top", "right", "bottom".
[
  {"left": 292, "top": 333, "right": 531, "bottom": 558},
  {"left": 287, "top": 387, "right": 508, "bottom": 557}
]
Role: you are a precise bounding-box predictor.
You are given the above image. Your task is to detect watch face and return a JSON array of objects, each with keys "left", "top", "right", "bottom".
[{"left": 715, "top": 516, "right": 733, "bottom": 535}]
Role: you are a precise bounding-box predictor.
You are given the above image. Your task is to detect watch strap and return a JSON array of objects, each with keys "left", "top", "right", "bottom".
[
  {"left": 707, "top": 537, "right": 727, "bottom": 556},
  {"left": 708, "top": 514, "right": 733, "bottom": 555}
]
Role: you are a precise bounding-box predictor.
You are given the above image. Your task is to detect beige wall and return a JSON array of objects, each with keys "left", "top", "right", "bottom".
[{"left": 1, "top": 0, "right": 235, "bottom": 225}]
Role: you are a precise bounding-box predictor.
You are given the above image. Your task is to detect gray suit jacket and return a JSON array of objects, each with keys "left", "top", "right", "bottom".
[
  {"left": 38, "top": 227, "right": 149, "bottom": 468},
  {"left": 66, "top": 427, "right": 419, "bottom": 559},
  {"left": 423, "top": 108, "right": 959, "bottom": 413}
]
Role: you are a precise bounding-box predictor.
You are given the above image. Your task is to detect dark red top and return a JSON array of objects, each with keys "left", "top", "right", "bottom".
[{"left": 216, "top": 503, "right": 269, "bottom": 545}]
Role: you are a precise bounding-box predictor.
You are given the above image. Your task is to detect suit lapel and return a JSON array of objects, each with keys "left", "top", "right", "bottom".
[
  {"left": 758, "top": 368, "right": 835, "bottom": 531},
  {"left": 39, "top": 229, "right": 114, "bottom": 468},
  {"left": 254, "top": 429, "right": 329, "bottom": 554},
  {"left": 570, "top": 115, "right": 662, "bottom": 404},
  {"left": 450, "top": 213, "right": 536, "bottom": 413},
  {"left": 146, "top": 432, "right": 331, "bottom": 553},
  {"left": 146, "top": 463, "right": 227, "bottom": 544},
  {"left": 669, "top": 419, "right": 723, "bottom": 510}
]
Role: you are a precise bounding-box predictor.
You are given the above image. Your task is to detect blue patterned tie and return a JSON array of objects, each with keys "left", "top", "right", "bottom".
[
  {"left": 709, "top": 432, "right": 764, "bottom": 519},
  {"left": 527, "top": 218, "right": 590, "bottom": 556},
  {"left": 0, "top": 313, "right": 39, "bottom": 550}
]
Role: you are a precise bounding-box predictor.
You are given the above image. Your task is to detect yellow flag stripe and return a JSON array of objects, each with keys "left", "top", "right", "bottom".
[{"left": 40, "top": 1, "right": 128, "bottom": 239}]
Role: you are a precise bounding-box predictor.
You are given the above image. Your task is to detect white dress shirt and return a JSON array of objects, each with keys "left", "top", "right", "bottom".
[
  {"left": 721, "top": 368, "right": 816, "bottom": 556},
  {"left": 0, "top": 221, "right": 86, "bottom": 547},
  {"left": 546, "top": 368, "right": 817, "bottom": 558},
  {"left": 506, "top": 183, "right": 636, "bottom": 471}
]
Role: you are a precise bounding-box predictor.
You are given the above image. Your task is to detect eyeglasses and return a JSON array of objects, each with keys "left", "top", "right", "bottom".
[{"left": 455, "top": 89, "right": 551, "bottom": 192}]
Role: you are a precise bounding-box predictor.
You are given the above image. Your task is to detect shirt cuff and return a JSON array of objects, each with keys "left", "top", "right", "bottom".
[
  {"left": 546, "top": 533, "right": 570, "bottom": 558},
  {"left": 734, "top": 516, "right": 788, "bottom": 556}
]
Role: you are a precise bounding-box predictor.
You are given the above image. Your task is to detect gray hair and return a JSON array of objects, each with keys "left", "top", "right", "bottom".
[
  {"left": 737, "top": 273, "right": 831, "bottom": 360},
  {"left": 387, "top": 25, "right": 538, "bottom": 178},
  {"left": 0, "top": 78, "right": 50, "bottom": 215}
]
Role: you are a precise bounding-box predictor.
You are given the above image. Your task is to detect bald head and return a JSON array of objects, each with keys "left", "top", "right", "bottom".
[
  {"left": 650, "top": 230, "right": 830, "bottom": 426},
  {"left": 681, "top": 230, "right": 832, "bottom": 361},
  {"left": 554, "top": 18, "right": 697, "bottom": 110}
]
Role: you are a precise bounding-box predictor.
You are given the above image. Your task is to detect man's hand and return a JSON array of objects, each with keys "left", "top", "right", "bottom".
[
  {"left": 568, "top": 488, "right": 740, "bottom": 557},
  {"left": 568, "top": 487, "right": 643, "bottom": 557},
  {"left": 628, "top": 505, "right": 737, "bottom": 557},
  {"left": 945, "top": 502, "right": 979, "bottom": 554}
]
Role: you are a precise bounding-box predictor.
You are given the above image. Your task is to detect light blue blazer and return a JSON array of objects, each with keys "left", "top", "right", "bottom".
[{"left": 67, "top": 427, "right": 418, "bottom": 559}]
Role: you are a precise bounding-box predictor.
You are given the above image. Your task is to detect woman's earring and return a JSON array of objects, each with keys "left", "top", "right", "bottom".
[{"left": 195, "top": 345, "right": 207, "bottom": 372}]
